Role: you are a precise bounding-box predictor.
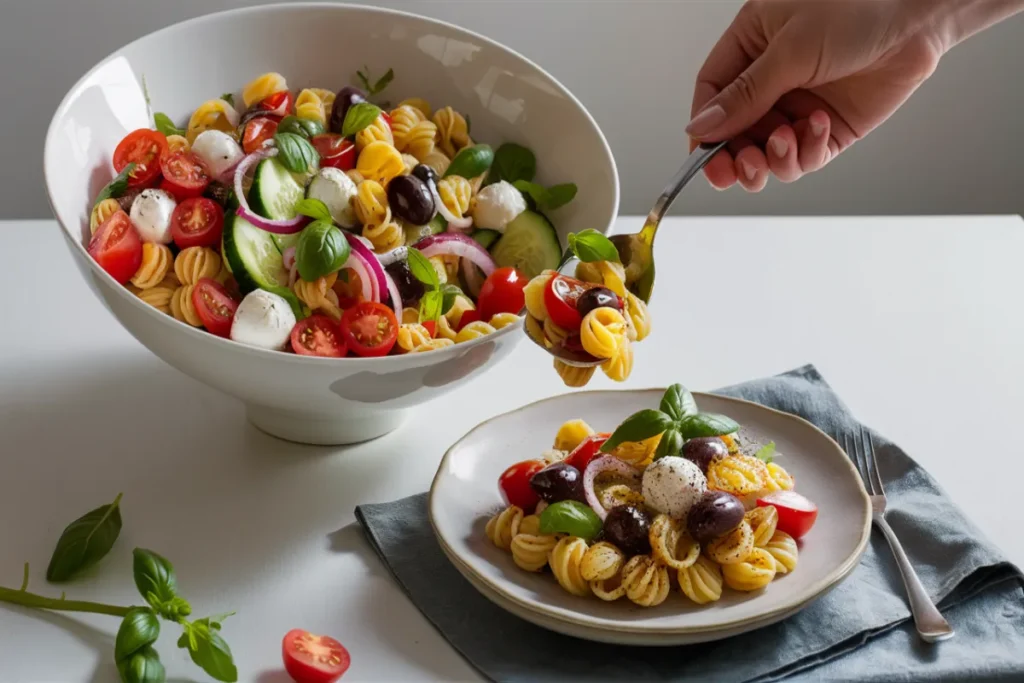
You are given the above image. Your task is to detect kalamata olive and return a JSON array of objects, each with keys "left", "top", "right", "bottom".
[
  {"left": 387, "top": 175, "right": 436, "bottom": 225},
  {"left": 385, "top": 261, "right": 425, "bottom": 304},
  {"left": 682, "top": 437, "right": 729, "bottom": 473},
  {"left": 602, "top": 505, "right": 652, "bottom": 557},
  {"left": 576, "top": 286, "right": 622, "bottom": 318},
  {"left": 529, "top": 462, "right": 584, "bottom": 503},
  {"left": 115, "top": 187, "right": 144, "bottom": 213},
  {"left": 329, "top": 86, "right": 367, "bottom": 134},
  {"left": 686, "top": 491, "right": 745, "bottom": 544},
  {"left": 411, "top": 164, "right": 438, "bottom": 187}
]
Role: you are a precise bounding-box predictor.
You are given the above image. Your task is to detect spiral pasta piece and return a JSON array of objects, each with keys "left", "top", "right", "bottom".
[
  {"left": 707, "top": 455, "right": 769, "bottom": 497},
  {"left": 400, "top": 153, "right": 419, "bottom": 175},
  {"left": 293, "top": 274, "right": 341, "bottom": 320},
  {"left": 624, "top": 291, "right": 651, "bottom": 342},
  {"left": 295, "top": 89, "right": 327, "bottom": 126},
  {"left": 554, "top": 359, "right": 596, "bottom": 388},
  {"left": 722, "top": 547, "right": 777, "bottom": 591},
  {"left": 575, "top": 260, "right": 627, "bottom": 298},
  {"left": 765, "top": 462, "right": 795, "bottom": 491},
  {"left": 396, "top": 323, "right": 433, "bottom": 353},
  {"left": 485, "top": 506, "right": 523, "bottom": 551},
  {"left": 580, "top": 541, "right": 625, "bottom": 582},
  {"left": 421, "top": 149, "right": 451, "bottom": 177},
  {"left": 455, "top": 321, "right": 496, "bottom": 343},
  {"left": 436, "top": 176, "right": 472, "bottom": 219},
  {"left": 524, "top": 271, "right": 554, "bottom": 321},
  {"left": 581, "top": 307, "right": 626, "bottom": 359},
  {"left": 601, "top": 336, "right": 634, "bottom": 382},
  {"left": 170, "top": 285, "right": 202, "bottom": 327},
  {"left": 609, "top": 434, "right": 661, "bottom": 466},
  {"left": 131, "top": 243, "right": 173, "bottom": 289},
  {"left": 390, "top": 104, "right": 427, "bottom": 145},
  {"left": 187, "top": 99, "right": 238, "bottom": 143},
  {"left": 553, "top": 419, "right": 595, "bottom": 453},
  {"left": 720, "top": 433, "right": 740, "bottom": 454},
  {"left": 89, "top": 198, "right": 121, "bottom": 235},
  {"left": 432, "top": 106, "right": 471, "bottom": 158},
  {"left": 765, "top": 531, "right": 798, "bottom": 574},
  {"left": 346, "top": 169, "right": 365, "bottom": 185},
  {"left": 363, "top": 219, "right": 404, "bottom": 254},
  {"left": 353, "top": 180, "right": 389, "bottom": 227},
  {"left": 677, "top": 555, "right": 724, "bottom": 604},
  {"left": 242, "top": 72, "right": 288, "bottom": 108},
  {"left": 744, "top": 505, "right": 779, "bottom": 548},
  {"left": 518, "top": 514, "right": 541, "bottom": 536},
  {"left": 356, "top": 141, "right": 405, "bottom": 187},
  {"left": 131, "top": 273, "right": 179, "bottom": 314},
  {"left": 524, "top": 314, "right": 545, "bottom": 347},
  {"left": 649, "top": 515, "right": 700, "bottom": 570},
  {"left": 549, "top": 537, "right": 591, "bottom": 597},
  {"left": 621, "top": 554, "right": 671, "bottom": 607},
  {"left": 705, "top": 519, "right": 754, "bottom": 565},
  {"left": 542, "top": 317, "right": 571, "bottom": 346},
  {"left": 174, "top": 247, "right": 221, "bottom": 286},
  {"left": 397, "top": 98, "right": 431, "bottom": 118},
  {"left": 488, "top": 312, "right": 520, "bottom": 330},
  {"left": 401, "top": 307, "right": 420, "bottom": 324},
  {"left": 411, "top": 338, "right": 455, "bottom": 353},
  {"left": 510, "top": 530, "right": 558, "bottom": 572},
  {"left": 596, "top": 483, "right": 645, "bottom": 511},
  {"left": 356, "top": 114, "right": 395, "bottom": 152},
  {"left": 165, "top": 135, "right": 190, "bottom": 155}
]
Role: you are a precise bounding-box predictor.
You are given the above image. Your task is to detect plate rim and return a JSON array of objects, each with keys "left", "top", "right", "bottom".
[{"left": 428, "top": 387, "right": 873, "bottom": 635}]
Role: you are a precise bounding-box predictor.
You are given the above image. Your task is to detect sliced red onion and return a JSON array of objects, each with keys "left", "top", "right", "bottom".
[
  {"left": 382, "top": 268, "right": 403, "bottom": 314},
  {"left": 430, "top": 183, "right": 473, "bottom": 230},
  {"left": 233, "top": 149, "right": 309, "bottom": 234},
  {"left": 416, "top": 232, "right": 496, "bottom": 277},
  {"left": 344, "top": 232, "right": 385, "bottom": 302},
  {"left": 583, "top": 456, "right": 642, "bottom": 521},
  {"left": 282, "top": 246, "right": 297, "bottom": 271},
  {"left": 462, "top": 258, "right": 486, "bottom": 297},
  {"left": 342, "top": 250, "right": 377, "bottom": 303},
  {"left": 376, "top": 246, "right": 408, "bottom": 267}
]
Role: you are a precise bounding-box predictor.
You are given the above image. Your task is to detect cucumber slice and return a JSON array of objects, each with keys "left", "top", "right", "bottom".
[
  {"left": 223, "top": 212, "right": 304, "bottom": 316},
  {"left": 248, "top": 157, "right": 304, "bottom": 252},
  {"left": 404, "top": 214, "right": 448, "bottom": 246},
  {"left": 488, "top": 210, "right": 561, "bottom": 279},
  {"left": 471, "top": 229, "right": 501, "bottom": 250}
]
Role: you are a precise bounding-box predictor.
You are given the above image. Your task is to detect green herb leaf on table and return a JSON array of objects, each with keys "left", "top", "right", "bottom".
[
  {"left": 654, "top": 427, "right": 684, "bottom": 459},
  {"left": 46, "top": 492, "right": 123, "bottom": 582},
  {"left": 132, "top": 548, "right": 178, "bottom": 611},
  {"left": 220, "top": 93, "right": 235, "bottom": 107},
  {"left": 178, "top": 620, "right": 238, "bottom": 682},
  {"left": 440, "top": 283, "right": 462, "bottom": 315},
  {"left": 356, "top": 66, "right": 394, "bottom": 97},
  {"left": 679, "top": 412, "right": 740, "bottom": 439},
  {"left": 294, "top": 197, "right": 333, "bottom": 223},
  {"left": 406, "top": 247, "right": 440, "bottom": 289},
  {"left": 295, "top": 221, "right": 350, "bottom": 282},
  {"left": 93, "top": 164, "right": 136, "bottom": 210},
  {"left": 117, "top": 645, "right": 165, "bottom": 683},
  {"left": 273, "top": 132, "right": 319, "bottom": 174},
  {"left": 445, "top": 144, "right": 494, "bottom": 179},
  {"left": 754, "top": 441, "right": 776, "bottom": 463},
  {"left": 539, "top": 501, "right": 602, "bottom": 541},
  {"left": 490, "top": 143, "right": 536, "bottom": 184},
  {"left": 341, "top": 102, "right": 383, "bottom": 138},
  {"left": 153, "top": 113, "right": 185, "bottom": 138},
  {"left": 567, "top": 229, "right": 618, "bottom": 264},
  {"left": 278, "top": 115, "right": 325, "bottom": 140},
  {"left": 194, "top": 612, "right": 236, "bottom": 631},
  {"left": 601, "top": 409, "right": 674, "bottom": 452},
  {"left": 114, "top": 607, "right": 160, "bottom": 663}
]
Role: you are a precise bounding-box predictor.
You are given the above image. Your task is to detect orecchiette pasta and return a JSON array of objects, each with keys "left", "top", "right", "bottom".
[
  {"left": 242, "top": 72, "right": 288, "bottom": 108},
  {"left": 488, "top": 312, "right": 520, "bottom": 330},
  {"left": 485, "top": 505, "right": 523, "bottom": 550},
  {"left": 765, "top": 531, "right": 798, "bottom": 574},
  {"left": 397, "top": 98, "right": 431, "bottom": 118},
  {"left": 355, "top": 141, "right": 405, "bottom": 187},
  {"left": 170, "top": 285, "right": 202, "bottom": 327},
  {"left": 580, "top": 307, "right": 627, "bottom": 359},
  {"left": 436, "top": 176, "right": 472, "bottom": 219},
  {"left": 455, "top": 321, "right": 496, "bottom": 343},
  {"left": 432, "top": 106, "right": 471, "bottom": 158},
  {"left": 707, "top": 455, "right": 768, "bottom": 497},
  {"left": 411, "top": 338, "right": 455, "bottom": 352},
  {"left": 744, "top": 505, "right": 779, "bottom": 548},
  {"left": 363, "top": 219, "right": 404, "bottom": 254},
  {"left": 130, "top": 243, "right": 173, "bottom": 289},
  {"left": 621, "top": 554, "right": 671, "bottom": 607},
  {"left": 421, "top": 149, "right": 451, "bottom": 177},
  {"left": 174, "top": 247, "right": 221, "bottom": 286},
  {"left": 649, "top": 515, "right": 700, "bottom": 570},
  {"left": 510, "top": 530, "right": 558, "bottom": 572},
  {"left": 165, "top": 134, "right": 190, "bottom": 155},
  {"left": 705, "top": 519, "right": 755, "bottom": 565},
  {"left": 677, "top": 555, "right": 724, "bottom": 604},
  {"left": 187, "top": 99, "right": 239, "bottom": 143},
  {"left": 549, "top": 537, "right": 591, "bottom": 597},
  {"left": 294, "top": 274, "right": 342, "bottom": 320},
  {"left": 89, "top": 198, "right": 121, "bottom": 235},
  {"left": 722, "top": 547, "right": 777, "bottom": 592},
  {"left": 553, "top": 419, "right": 595, "bottom": 452},
  {"left": 396, "top": 323, "right": 433, "bottom": 353},
  {"left": 554, "top": 359, "right": 597, "bottom": 388},
  {"left": 579, "top": 541, "right": 624, "bottom": 582},
  {"left": 524, "top": 271, "right": 554, "bottom": 321},
  {"left": 356, "top": 114, "right": 395, "bottom": 152},
  {"left": 131, "top": 273, "right": 179, "bottom": 314}
]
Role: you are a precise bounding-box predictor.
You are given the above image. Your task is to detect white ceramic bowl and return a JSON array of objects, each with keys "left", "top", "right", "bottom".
[{"left": 44, "top": 3, "right": 618, "bottom": 445}]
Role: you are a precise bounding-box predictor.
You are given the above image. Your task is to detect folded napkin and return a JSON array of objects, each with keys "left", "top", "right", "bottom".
[{"left": 356, "top": 365, "right": 1024, "bottom": 682}]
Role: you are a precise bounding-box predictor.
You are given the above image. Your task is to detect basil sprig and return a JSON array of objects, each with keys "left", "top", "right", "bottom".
[
  {"left": 406, "top": 247, "right": 461, "bottom": 321},
  {"left": 278, "top": 115, "right": 325, "bottom": 140},
  {"left": 567, "top": 229, "right": 618, "bottom": 263},
  {"left": 513, "top": 180, "right": 578, "bottom": 211},
  {"left": 273, "top": 132, "right": 319, "bottom": 174},
  {"left": 153, "top": 113, "right": 185, "bottom": 138},
  {"left": 341, "top": 102, "right": 383, "bottom": 138},
  {"left": 754, "top": 442, "right": 776, "bottom": 463},
  {"left": 539, "top": 501, "right": 602, "bottom": 541},
  {"left": 93, "top": 164, "right": 136, "bottom": 209},
  {"left": 355, "top": 66, "right": 394, "bottom": 97},
  {"left": 115, "top": 607, "right": 163, "bottom": 683},
  {"left": 46, "top": 492, "right": 123, "bottom": 582},
  {"left": 602, "top": 384, "right": 740, "bottom": 458},
  {"left": 445, "top": 144, "right": 493, "bottom": 179},
  {"left": 489, "top": 142, "right": 536, "bottom": 185},
  {"left": 295, "top": 220, "right": 350, "bottom": 282}
]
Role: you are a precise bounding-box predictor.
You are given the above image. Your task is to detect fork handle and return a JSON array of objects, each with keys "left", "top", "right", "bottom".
[
  {"left": 645, "top": 141, "right": 729, "bottom": 228},
  {"left": 873, "top": 514, "right": 955, "bottom": 642}
]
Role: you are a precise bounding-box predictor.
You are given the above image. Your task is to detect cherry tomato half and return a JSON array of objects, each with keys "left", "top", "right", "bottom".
[
  {"left": 455, "top": 309, "right": 481, "bottom": 332},
  {"left": 113, "top": 129, "right": 168, "bottom": 187},
  {"left": 291, "top": 314, "right": 347, "bottom": 357},
  {"left": 312, "top": 134, "right": 356, "bottom": 171},
  {"left": 171, "top": 197, "right": 225, "bottom": 249},
  {"left": 421, "top": 320, "right": 437, "bottom": 338},
  {"left": 564, "top": 433, "right": 612, "bottom": 472},
  {"left": 477, "top": 266, "right": 527, "bottom": 320},
  {"left": 87, "top": 210, "right": 142, "bottom": 284},
  {"left": 332, "top": 269, "right": 363, "bottom": 309},
  {"left": 757, "top": 491, "right": 818, "bottom": 539},
  {"left": 243, "top": 116, "right": 280, "bottom": 155},
  {"left": 282, "top": 628, "right": 350, "bottom": 683},
  {"left": 498, "top": 459, "right": 545, "bottom": 513},
  {"left": 340, "top": 302, "right": 398, "bottom": 357},
  {"left": 159, "top": 151, "right": 210, "bottom": 199},
  {"left": 191, "top": 278, "right": 238, "bottom": 337},
  {"left": 260, "top": 90, "right": 294, "bottom": 118},
  {"left": 544, "top": 274, "right": 592, "bottom": 330}
]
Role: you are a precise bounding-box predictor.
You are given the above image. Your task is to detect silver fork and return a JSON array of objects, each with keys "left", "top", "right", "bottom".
[{"left": 842, "top": 428, "right": 955, "bottom": 642}]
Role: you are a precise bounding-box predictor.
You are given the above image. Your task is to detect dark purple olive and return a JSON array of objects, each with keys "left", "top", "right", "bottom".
[
  {"left": 387, "top": 175, "right": 436, "bottom": 225},
  {"left": 115, "top": 187, "right": 144, "bottom": 213},
  {"left": 529, "top": 462, "right": 584, "bottom": 504},
  {"left": 576, "top": 287, "right": 622, "bottom": 319},
  {"left": 603, "top": 505, "right": 652, "bottom": 557},
  {"left": 202, "top": 181, "right": 234, "bottom": 209},
  {"left": 687, "top": 491, "right": 745, "bottom": 544},
  {"left": 385, "top": 261, "right": 425, "bottom": 305},
  {"left": 329, "top": 86, "right": 367, "bottom": 134},
  {"left": 411, "top": 164, "right": 438, "bottom": 187},
  {"left": 682, "top": 437, "right": 729, "bottom": 473}
]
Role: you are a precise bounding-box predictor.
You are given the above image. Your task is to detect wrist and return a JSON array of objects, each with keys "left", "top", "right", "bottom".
[{"left": 914, "top": 0, "right": 1024, "bottom": 51}]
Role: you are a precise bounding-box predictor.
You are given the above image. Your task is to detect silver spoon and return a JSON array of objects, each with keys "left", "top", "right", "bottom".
[{"left": 528, "top": 141, "right": 728, "bottom": 367}]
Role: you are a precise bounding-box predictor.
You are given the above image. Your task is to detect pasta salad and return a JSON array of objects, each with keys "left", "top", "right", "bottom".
[
  {"left": 83, "top": 69, "right": 603, "bottom": 360},
  {"left": 485, "top": 384, "right": 819, "bottom": 608}
]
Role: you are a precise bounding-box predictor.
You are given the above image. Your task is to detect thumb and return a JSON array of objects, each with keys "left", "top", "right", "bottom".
[{"left": 687, "top": 43, "right": 799, "bottom": 142}]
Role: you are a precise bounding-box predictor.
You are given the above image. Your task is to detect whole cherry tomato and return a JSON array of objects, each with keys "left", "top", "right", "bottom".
[
  {"left": 498, "top": 459, "right": 545, "bottom": 513},
  {"left": 477, "top": 266, "right": 527, "bottom": 320}
]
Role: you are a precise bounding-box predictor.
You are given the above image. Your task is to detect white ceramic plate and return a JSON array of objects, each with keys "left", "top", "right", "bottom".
[{"left": 429, "top": 389, "right": 872, "bottom": 645}]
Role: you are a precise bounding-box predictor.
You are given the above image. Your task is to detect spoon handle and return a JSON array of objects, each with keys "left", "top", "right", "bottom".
[{"left": 644, "top": 141, "right": 729, "bottom": 233}]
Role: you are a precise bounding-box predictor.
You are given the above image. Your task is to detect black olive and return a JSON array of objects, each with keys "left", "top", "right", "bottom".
[
  {"left": 681, "top": 437, "right": 729, "bottom": 473},
  {"left": 387, "top": 175, "right": 436, "bottom": 225},
  {"left": 529, "top": 462, "right": 585, "bottom": 503},
  {"left": 602, "top": 505, "right": 651, "bottom": 557},
  {"left": 686, "top": 491, "right": 745, "bottom": 544},
  {"left": 385, "top": 261, "right": 425, "bottom": 305},
  {"left": 329, "top": 86, "right": 367, "bottom": 134},
  {"left": 576, "top": 287, "right": 622, "bottom": 319},
  {"left": 115, "top": 187, "right": 144, "bottom": 213},
  {"left": 411, "top": 164, "right": 438, "bottom": 187},
  {"left": 203, "top": 181, "right": 234, "bottom": 209}
]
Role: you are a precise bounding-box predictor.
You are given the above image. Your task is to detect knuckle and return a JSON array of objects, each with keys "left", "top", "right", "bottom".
[{"left": 728, "top": 70, "right": 759, "bottom": 108}]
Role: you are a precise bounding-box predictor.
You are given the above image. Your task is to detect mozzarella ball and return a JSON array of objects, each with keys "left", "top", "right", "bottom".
[
  {"left": 191, "top": 130, "right": 244, "bottom": 179},
  {"left": 471, "top": 180, "right": 527, "bottom": 232},
  {"left": 641, "top": 456, "right": 707, "bottom": 520},
  {"left": 129, "top": 189, "right": 177, "bottom": 244},
  {"left": 230, "top": 289, "right": 296, "bottom": 351},
  {"left": 307, "top": 167, "right": 358, "bottom": 227}
]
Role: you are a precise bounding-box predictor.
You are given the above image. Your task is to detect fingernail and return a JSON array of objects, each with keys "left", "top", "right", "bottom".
[
  {"left": 769, "top": 136, "right": 788, "bottom": 158},
  {"left": 810, "top": 119, "right": 827, "bottom": 137},
  {"left": 741, "top": 159, "right": 757, "bottom": 181},
  {"left": 686, "top": 104, "right": 726, "bottom": 138}
]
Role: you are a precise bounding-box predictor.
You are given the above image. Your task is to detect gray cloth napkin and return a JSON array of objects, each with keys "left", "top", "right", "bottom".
[{"left": 356, "top": 365, "right": 1024, "bottom": 682}]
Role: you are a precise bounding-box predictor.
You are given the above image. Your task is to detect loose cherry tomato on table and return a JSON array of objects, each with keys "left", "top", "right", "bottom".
[
  {"left": 544, "top": 274, "right": 592, "bottom": 330},
  {"left": 757, "top": 491, "right": 818, "bottom": 539},
  {"left": 242, "top": 116, "right": 280, "bottom": 154},
  {"left": 454, "top": 309, "right": 480, "bottom": 332},
  {"left": 282, "top": 628, "right": 350, "bottom": 683},
  {"left": 564, "top": 433, "right": 612, "bottom": 472},
  {"left": 113, "top": 129, "right": 169, "bottom": 188},
  {"left": 170, "top": 197, "right": 225, "bottom": 249},
  {"left": 477, "top": 266, "right": 527, "bottom": 320},
  {"left": 87, "top": 210, "right": 143, "bottom": 284},
  {"left": 312, "top": 134, "right": 356, "bottom": 170},
  {"left": 339, "top": 302, "right": 399, "bottom": 357},
  {"left": 190, "top": 278, "right": 238, "bottom": 337},
  {"left": 291, "top": 314, "right": 347, "bottom": 357},
  {"left": 498, "top": 459, "right": 546, "bottom": 513},
  {"left": 159, "top": 151, "right": 210, "bottom": 199},
  {"left": 259, "top": 90, "right": 294, "bottom": 117}
]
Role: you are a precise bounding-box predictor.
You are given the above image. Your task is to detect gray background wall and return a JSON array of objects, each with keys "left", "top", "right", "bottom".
[{"left": 4, "top": 0, "right": 1022, "bottom": 218}]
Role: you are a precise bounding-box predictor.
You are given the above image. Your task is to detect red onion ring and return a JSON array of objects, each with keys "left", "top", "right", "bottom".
[
  {"left": 233, "top": 149, "right": 309, "bottom": 234},
  {"left": 429, "top": 183, "right": 473, "bottom": 230},
  {"left": 382, "top": 267, "right": 403, "bottom": 314},
  {"left": 342, "top": 250, "right": 377, "bottom": 303},
  {"left": 583, "top": 455, "right": 642, "bottom": 521},
  {"left": 344, "top": 232, "right": 385, "bottom": 302},
  {"left": 415, "top": 232, "right": 496, "bottom": 277},
  {"left": 282, "top": 246, "right": 298, "bottom": 286}
]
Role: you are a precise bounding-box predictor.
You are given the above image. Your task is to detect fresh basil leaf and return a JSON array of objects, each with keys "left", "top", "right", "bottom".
[
  {"left": 294, "top": 197, "right": 333, "bottom": 223},
  {"left": 278, "top": 115, "right": 324, "bottom": 140},
  {"left": 601, "top": 409, "right": 673, "bottom": 452},
  {"left": 439, "top": 284, "right": 462, "bottom": 315},
  {"left": 158, "top": 596, "right": 192, "bottom": 620},
  {"left": 419, "top": 289, "right": 443, "bottom": 322},
  {"left": 295, "top": 220, "right": 350, "bottom": 282},
  {"left": 679, "top": 412, "right": 740, "bottom": 439},
  {"left": 93, "top": 164, "right": 135, "bottom": 210},
  {"left": 117, "top": 645, "right": 165, "bottom": 683},
  {"left": 220, "top": 93, "right": 235, "bottom": 107},
  {"left": 178, "top": 621, "right": 238, "bottom": 683},
  {"left": 545, "top": 183, "right": 578, "bottom": 210},
  {"left": 754, "top": 441, "right": 776, "bottom": 464},
  {"left": 512, "top": 180, "right": 548, "bottom": 209},
  {"left": 490, "top": 142, "right": 536, "bottom": 184},
  {"left": 567, "top": 229, "right": 618, "bottom": 263},
  {"left": 539, "top": 500, "right": 602, "bottom": 541},
  {"left": 654, "top": 427, "right": 683, "bottom": 459},
  {"left": 341, "top": 102, "right": 383, "bottom": 138},
  {"left": 445, "top": 144, "right": 494, "bottom": 179},
  {"left": 273, "top": 132, "right": 319, "bottom": 174},
  {"left": 406, "top": 247, "right": 439, "bottom": 289},
  {"left": 46, "top": 492, "right": 123, "bottom": 582},
  {"left": 373, "top": 68, "right": 394, "bottom": 95},
  {"left": 132, "top": 548, "right": 177, "bottom": 610},
  {"left": 153, "top": 113, "right": 184, "bottom": 138},
  {"left": 194, "top": 612, "right": 235, "bottom": 631},
  {"left": 115, "top": 608, "right": 160, "bottom": 663},
  {"left": 355, "top": 68, "right": 372, "bottom": 93}
]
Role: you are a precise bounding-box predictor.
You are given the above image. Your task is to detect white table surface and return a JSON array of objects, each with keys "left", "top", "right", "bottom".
[{"left": 1, "top": 215, "right": 1022, "bottom": 682}]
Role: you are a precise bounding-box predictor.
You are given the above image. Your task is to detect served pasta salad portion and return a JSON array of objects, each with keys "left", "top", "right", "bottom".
[
  {"left": 485, "top": 384, "right": 819, "bottom": 608},
  {"left": 83, "top": 69, "right": 599, "bottom": 359}
]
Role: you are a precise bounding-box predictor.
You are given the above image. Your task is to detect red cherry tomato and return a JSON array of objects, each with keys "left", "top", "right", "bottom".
[
  {"left": 757, "top": 491, "right": 818, "bottom": 539},
  {"left": 113, "top": 129, "right": 168, "bottom": 187},
  {"left": 564, "top": 433, "right": 612, "bottom": 472},
  {"left": 340, "top": 302, "right": 398, "bottom": 357},
  {"left": 242, "top": 116, "right": 280, "bottom": 155},
  {"left": 290, "top": 314, "right": 347, "bottom": 357},
  {"left": 87, "top": 210, "right": 143, "bottom": 284},
  {"left": 260, "top": 90, "right": 294, "bottom": 117},
  {"left": 544, "top": 274, "right": 592, "bottom": 330},
  {"left": 421, "top": 320, "right": 436, "bottom": 337},
  {"left": 190, "top": 278, "right": 238, "bottom": 337},
  {"left": 498, "top": 459, "right": 545, "bottom": 513},
  {"left": 332, "top": 269, "right": 363, "bottom": 309},
  {"left": 282, "top": 628, "right": 350, "bottom": 683},
  {"left": 159, "top": 151, "right": 210, "bottom": 199},
  {"left": 477, "top": 266, "right": 527, "bottom": 320},
  {"left": 170, "top": 198, "right": 225, "bottom": 249},
  {"left": 455, "top": 309, "right": 481, "bottom": 332},
  {"left": 312, "top": 134, "right": 356, "bottom": 170}
]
